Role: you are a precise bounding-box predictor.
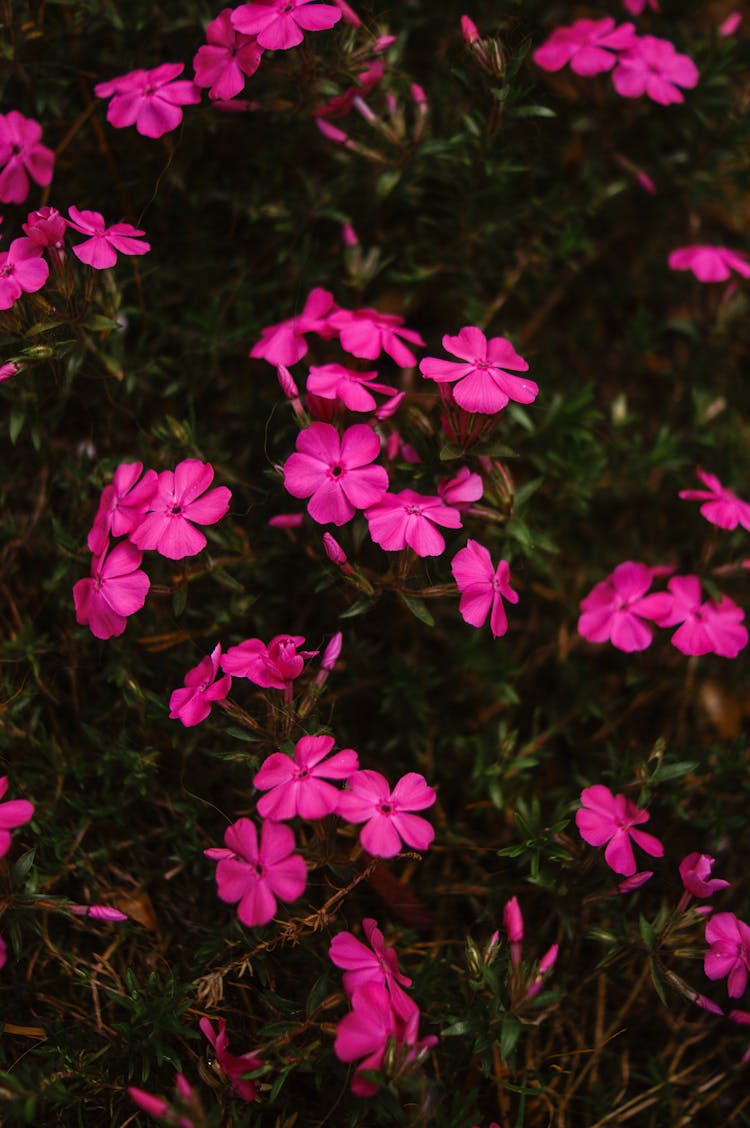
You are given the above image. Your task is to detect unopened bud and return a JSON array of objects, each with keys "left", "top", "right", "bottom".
[
  {"left": 461, "top": 14, "right": 480, "bottom": 45},
  {"left": 323, "top": 532, "right": 348, "bottom": 566}
]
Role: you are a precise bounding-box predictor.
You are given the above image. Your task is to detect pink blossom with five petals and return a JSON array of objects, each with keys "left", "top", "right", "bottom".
[
  {"left": 0, "top": 777, "right": 34, "bottom": 858},
  {"left": 438, "top": 467, "right": 483, "bottom": 509},
  {"left": 87, "top": 461, "right": 158, "bottom": 554},
  {"left": 306, "top": 363, "right": 397, "bottom": 413},
  {"left": 283, "top": 421, "right": 389, "bottom": 526},
  {"left": 612, "top": 35, "right": 699, "bottom": 105},
  {"left": 0, "top": 111, "right": 55, "bottom": 205},
  {"left": 169, "top": 644, "right": 232, "bottom": 727},
  {"left": 365, "top": 489, "right": 462, "bottom": 556},
  {"left": 704, "top": 913, "right": 750, "bottom": 998},
  {"left": 533, "top": 18, "right": 636, "bottom": 76},
  {"left": 451, "top": 539, "right": 519, "bottom": 638},
  {"left": 329, "top": 307, "right": 425, "bottom": 367},
  {"left": 253, "top": 734, "right": 359, "bottom": 820},
  {"left": 330, "top": 918, "right": 418, "bottom": 1022},
  {"left": 193, "top": 10, "right": 264, "bottom": 101},
  {"left": 679, "top": 469, "right": 750, "bottom": 530},
  {"left": 680, "top": 853, "right": 730, "bottom": 899},
  {"left": 668, "top": 246, "right": 750, "bottom": 283},
  {"left": 337, "top": 770, "right": 436, "bottom": 858},
  {"left": 250, "top": 287, "right": 337, "bottom": 366},
  {"left": 646, "top": 575, "right": 747, "bottom": 658},
  {"left": 72, "top": 541, "right": 151, "bottom": 640},
  {"left": 199, "top": 1017, "right": 262, "bottom": 1102},
  {"left": 231, "top": 0, "right": 342, "bottom": 51},
  {"left": 577, "top": 560, "right": 667, "bottom": 652},
  {"left": 205, "top": 817, "right": 307, "bottom": 927},
  {"left": 221, "top": 634, "right": 317, "bottom": 690},
  {"left": 0, "top": 237, "right": 48, "bottom": 310},
  {"left": 130, "top": 459, "right": 231, "bottom": 560},
  {"left": 576, "top": 784, "right": 664, "bottom": 876},
  {"left": 95, "top": 63, "right": 201, "bottom": 138},
  {"left": 67, "top": 207, "right": 151, "bottom": 270},
  {"left": 419, "top": 326, "right": 537, "bottom": 414}
]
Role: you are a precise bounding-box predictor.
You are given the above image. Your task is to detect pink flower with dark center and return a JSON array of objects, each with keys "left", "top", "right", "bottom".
[
  {"left": 330, "top": 918, "right": 418, "bottom": 1022},
  {"left": 130, "top": 459, "right": 231, "bottom": 560},
  {"left": 679, "top": 469, "right": 750, "bottom": 530},
  {"left": 231, "top": 0, "right": 342, "bottom": 52},
  {"left": 87, "top": 461, "right": 158, "bottom": 554},
  {"left": 23, "top": 206, "right": 67, "bottom": 250},
  {"left": 205, "top": 817, "right": 306, "bottom": 927},
  {"left": 668, "top": 246, "right": 750, "bottom": 283},
  {"left": 95, "top": 63, "right": 201, "bottom": 139},
  {"left": 306, "top": 363, "right": 398, "bottom": 413},
  {"left": 66, "top": 207, "right": 151, "bottom": 270},
  {"left": 254, "top": 734, "right": 359, "bottom": 820},
  {"left": 680, "top": 853, "right": 730, "bottom": 899},
  {"left": 705, "top": 913, "right": 750, "bottom": 998},
  {"left": 438, "top": 467, "right": 483, "bottom": 508},
  {"left": 366, "top": 489, "right": 462, "bottom": 556},
  {"left": 169, "top": 644, "right": 232, "bottom": 727},
  {"left": 533, "top": 18, "right": 636, "bottom": 76},
  {"left": 250, "top": 287, "right": 337, "bottom": 366},
  {"left": 193, "top": 10, "right": 264, "bottom": 101},
  {"left": 576, "top": 784, "right": 664, "bottom": 876},
  {"left": 337, "top": 770, "right": 436, "bottom": 858},
  {"left": 0, "top": 237, "right": 48, "bottom": 310},
  {"left": 0, "top": 111, "right": 55, "bottom": 205},
  {"left": 577, "top": 560, "right": 668, "bottom": 652},
  {"left": 283, "top": 422, "right": 388, "bottom": 526},
  {"left": 612, "top": 35, "right": 699, "bottom": 105},
  {"left": 199, "top": 1017, "right": 262, "bottom": 1102},
  {"left": 419, "top": 326, "right": 537, "bottom": 414},
  {"left": 221, "top": 634, "right": 317, "bottom": 690},
  {"left": 72, "top": 540, "right": 150, "bottom": 640},
  {"left": 0, "top": 777, "right": 34, "bottom": 858},
  {"left": 647, "top": 575, "right": 748, "bottom": 658},
  {"left": 451, "top": 540, "right": 519, "bottom": 638},
  {"left": 329, "top": 307, "right": 425, "bottom": 367}
]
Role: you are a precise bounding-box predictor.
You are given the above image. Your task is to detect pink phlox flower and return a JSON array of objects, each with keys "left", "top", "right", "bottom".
[
  {"left": 250, "top": 287, "right": 337, "bottom": 366},
  {"left": 576, "top": 784, "right": 664, "bottom": 876},
  {"left": 283, "top": 421, "right": 389, "bottom": 526},
  {"left": 23, "top": 206, "right": 67, "bottom": 249},
  {"left": 193, "top": 10, "right": 264, "bottom": 101},
  {"left": 87, "top": 461, "right": 158, "bottom": 554},
  {"left": 623, "top": 0, "right": 659, "bottom": 14},
  {"left": 705, "top": 913, "right": 750, "bottom": 998},
  {"left": 0, "top": 111, "right": 55, "bottom": 205},
  {"left": 306, "top": 363, "right": 398, "bottom": 413},
  {"left": 334, "top": 982, "right": 435, "bottom": 1097},
  {"left": 0, "top": 777, "right": 34, "bottom": 858},
  {"left": 612, "top": 35, "right": 699, "bottom": 105},
  {"left": 451, "top": 540, "right": 518, "bottom": 638},
  {"left": 204, "top": 817, "right": 306, "bottom": 927},
  {"left": 419, "top": 326, "right": 537, "bottom": 414},
  {"left": 647, "top": 575, "right": 748, "bottom": 658},
  {"left": 0, "top": 236, "right": 48, "bottom": 310},
  {"left": 337, "top": 770, "right": 436, "bottom": 858},
  {"left": 254, "top": 734, "right": 359, "bottom": 820},
  {"left": 169, "top": 644, "right": 232, "bottom": 727},
  {"left": 438, "top": 467, "right": 483, "bottom": 509},
  {"left": 73, "top": 540, "right": 151, "bottom": 640},
  {"left": 577, "top": 560, "right": 668, "bottom": 652},
  {"left": 95, "top": 63, "right": 201, "bottom": 139},
  {"left": 366, "top": 489, "right": 462, "bottom": 556},
  {"left": 221, "top": 634, "right": 317, "bottom": 689},
  {"left": 231, "top": 0, "right": 342, "bottom": 51},
  {"left": 680, "top": 853, "right": 730, "bottom": 899},
  {"left": 330, "top": 918, "right": 418, "bottom": 1022},
  {"left": 199, "top": 1017, "right": 263, "bottom": 1102},
  {"left": 66, "top": 207, "right": 151, "bottom": 270},
  {"left": 315, "top": 61, "right": 385, "bottom": 119},
  {"left": 533, "top": 18, "right": 636, "bottom": 76},
  {"left": 328, "top": 306, "right": 425, "bottom": 368},
  {"left": 130, "top": 458, "right": 231, "bottom": 560},
  {"left": 668, "top": 246, "right": 750, "bottom": 283},
  {"left": 679, "top": 469, "right": 750, "bottom": 530}
]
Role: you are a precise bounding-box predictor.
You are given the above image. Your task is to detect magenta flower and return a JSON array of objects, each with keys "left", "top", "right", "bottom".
[
  {"left": 0, "top": 237, "right": 48, "bottom": 310},
  {"left": 668, "top": 245, "right": 750, "bottom": 283},
  {"left": 23, "top": 206, "right": 67, "bottom": 250},
  {"left": 612, "top": 35, "right": 699, "bottom": 105},
  {"left": 330, "top": 918, "right": 418, "bottom": 1022},
  {"left": 87, "top": 461, "right": 158, "bottom": 554},
  {"left": 0, "top": 111, "right": 55, "bottom": 205},
  {"left": 199, "top": 1017, "right": 262, "bottom": 1102},
  {"left": 648, "top": 575, "right": 748, "bottom": 658},
  {"left": 221, "top": 633, "right": 317, "bottom": 691},
  {"left": 283, "top": 422, "right": 388, "bottom": 526},
  {"left": 337, "top": 770, "right": 436, "bottom": 858},
  {"left": 451, "top": 540, "right": 519, "bottom": 638},
  {"left": 250, "top": 287, "right": 337, "bottom": 366},
  {"left": 254, "top": 734, "right": 359, "bottom": 820},
  {"left": 66, "top": 207, "right": 151, "bottom": 270},
  {"left": 0, "top": 777, "right": 34, "bottom": 858},
  {"left": 334, "top": 983, "right": 435, "bottom": 1097},
  {"left": 205, "top": 817, "right": 306, "bottom": 927},
  {"left": 438, "top": 467, "right": 483, "bottom": 509},
  {"left": 169, "top": 644, "right": 232, "bottom": 728},
  {"left": 193, "top": 10, "right": 264, "bottom": 101},
  {"left": 366, "top": 489, "right": 462, "bottom": 556},
  {"left": 576, "top": 785, "right": 663, "bottom": 876},
  {"left": 680, "top": 853, "right": 730, "bottom": 899},
  {"left": 130, "top": 459, "right": 231, "bottom": 560},
  {"left": 329, "top": 307, "right": 425, "bottom": 367},
  {"left": 95, "top": 63, "right": 201, "bottom": 139},
  {"left": 231, "top": 0, "right": 342, "bottom": 52},
  {"left": 705, "top": 913, "right": 750, "bottom": 998},
  {"left": 577, "top": 560, "right": 668, "bottom": 652},
  {"left": 679, "top": 469, "right": 750, "bottom": 531},
  {"left": 72, "top": 541, "right": 151, "bottom": 640},
  {"left": 533, "top": 19, "right": 636, "bottom": 76},
  {"left": 419, "top": 326, "right": 537, "bottom": 414},
  {"left": 306, "top": 363, "right": 397, "bottom": 413}
]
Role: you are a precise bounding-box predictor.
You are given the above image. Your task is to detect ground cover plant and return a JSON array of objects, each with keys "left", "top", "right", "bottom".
[{"left": 2, "top": 0, "right": 750, "bottom": 1123}]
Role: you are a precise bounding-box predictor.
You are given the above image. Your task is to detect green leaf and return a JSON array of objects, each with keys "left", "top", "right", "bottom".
[
  {"left": 398, "top": 592, "right": 435, "bottom": 627},
  {"left": 639, "top": 915, "right": 656, "bottom": 950},
  {"left": 500, "top": 1016, "right": 522, "bottom": 1060}
]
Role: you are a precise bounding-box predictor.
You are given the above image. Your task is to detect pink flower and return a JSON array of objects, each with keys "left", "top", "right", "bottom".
[
  {"left": 0, "top": 237, "right": 48, "bottom": 310},
  {"left": 668, "top": 246, "right": 750, "bottom": 283},
  {"left": 612, "top": 35, "right": 699, "bottom": 105},
  {"left": 199, "top": 1017, "right": 262, "bottom": 1101},
  {"left": 329, "top": 307, "right": 425, "bottom": 367},
  {"left": 205, "top": 817, "right": 306, "bottom": 927},
  {"left": 705, "top": 913, "right": 750, "bottom": 998},
  {"left": 330, "top": 918, "right": 418, "bottom": 1022},
  {"left": 0, "top": 112, "right": 55, "bottom": 205},
  {"left": 334, "top": 983, "right": 435, "bottom": 1097},
  {"left": 451, "top": 540, "right": 519, "bottom": 638},
  {"left": 169, "top": 644, "right": 232, "bottom": 727},
  {"left": 231, "top": 0, "right": 342, "bottom": 51},
  {"left": 23, "top": 206, "right": 67, "bottom": 250},
  {"left": 679, "top": 469, "right": 750, "bottom": 530},
  {"left": 623, "top": 0, "right": 659, "bottom": 13},
  {"left": 0, "top": 777, "right": 34, "bottom": 858},
  {"left": 419, "top": 326, "right": 537, "bottom": 414},
  {"left": 680, "top": 853, "right": 730, "bottom": 899},
  {"left": 337, "top": 770, "right": 436, "bottom": 858},
  {"left": 87, "top": 461, "right": 158, "bottom": 554},
  {"left": 576, "top": 784, "right": 664, "bottom": 876},
  {"left": 283, "top": 422, "right": 389, "bottom": 526},
  {"left": 130, "top": 459, "right": 231, "bottom": 560},
  {"left": 250, "top": 287, "right": 337, "bottom": 366},
  {"left": 438, "top": 467, "right": 483, "bottom": 509},
  {"left": 306, "top": 363, "right": 397, "bottom": 413},
  {"left": 193, "top": 10, "right": 264, "bottom": 101},
  {"left": 221, "top": 634, "right": 317, "bottom": 690},
  {"left": 533, "top": 18, "right": 636, "bottom": 76},
  {"left": 72, "top": 541, "right": 151, "bottom": 640},
  {"left": 577, "top": 560, "right": 667, "bottom": 652},
  {"left": 254, "top": 734, "right": 359, "bottom": 820},
  {"left": 95, "top": 64, "right": 201, "bottom": 139},
  {"left": 366, "top": 489, "right": 462, "bottom": 556},
  {"left": 66, "top": 207, "right": 151, "bottom": 270},
  {"left": 647, "top": 575, "right": 748, "bottom": 658}
]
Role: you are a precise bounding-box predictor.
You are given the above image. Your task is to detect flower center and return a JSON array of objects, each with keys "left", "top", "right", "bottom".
[
  {"left": 379, "top": 801, "right": 393, "bottom": 815},
  {"left": 295, "top": 767, "right": 309, "bottom": 781},
  {"left": 405, "top": 505, "right": 422, "bottom": 516},
  {"left": 329, "top": 464, "right": 344, "bottom": 479},
  {"left": 10, "top": 143, "right": 22, "bottom": 156},
  {"left": 0, "top": 264, "right": 14, "bottom": 279},
  {"left": 169, "top": 503, "right": 183, "bottom": 515},
  {"left": 254, "top": 863, "right": 265, "bottom": 879}
]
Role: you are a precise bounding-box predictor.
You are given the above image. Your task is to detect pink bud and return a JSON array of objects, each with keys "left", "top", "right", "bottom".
[
  {"left": 276, "top": 364, "right": 300, "bottom": 399},
  {"left": 503, "top": 896, "right": 524, "bottom": 944},
  {"left": 538, "top": 942, "right": 559, "bottom": 974},
  {"left": 331, "top": 0, "right": 361, "bottom": 25},
  {"left": 70, "top": 904, "right": 128, "bottom": 921},
  {"left": 374, "top": 35, "right": 397, "bottom": 52},
  {"left": 0, "top": 362, "right": 19, "bottom": 383},
  {"left": 410, "top": 83, "right": 427, "bottom": 109},
  {"left": 375, "top": 391, "right": 405, "bottom": 420},
  {"left": 175, "top": 1073, "right": 196, "bottom": 1101},
  {"left": 316, "top": 119, "right": 350, "bottom": 145},
  {"left": 128, "top": 1088, "right": 170, "bottom": 1118},
  {"left": 323, "top": 532, "right": 348, "bottom": 565},
  {"left": 719, "top": 11, "right": 741, "bottom": 36},
  {"left": 342, "top": 223, "right": 358, "bottom": 247},
  {"left": 321, "top": 631, "right": 343, "bottom": 670},
  {"left": 636, "top": 170, "right": 657, "bottom": 195},
  {"left": 268, "top": 513, "right": 304, "bottom": 528},
  {"left": 461, "top": 15, "right": 480, "bottom": 44},
  {"left": 618, "top": 871, "right": 653, "bottom": 893}
]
